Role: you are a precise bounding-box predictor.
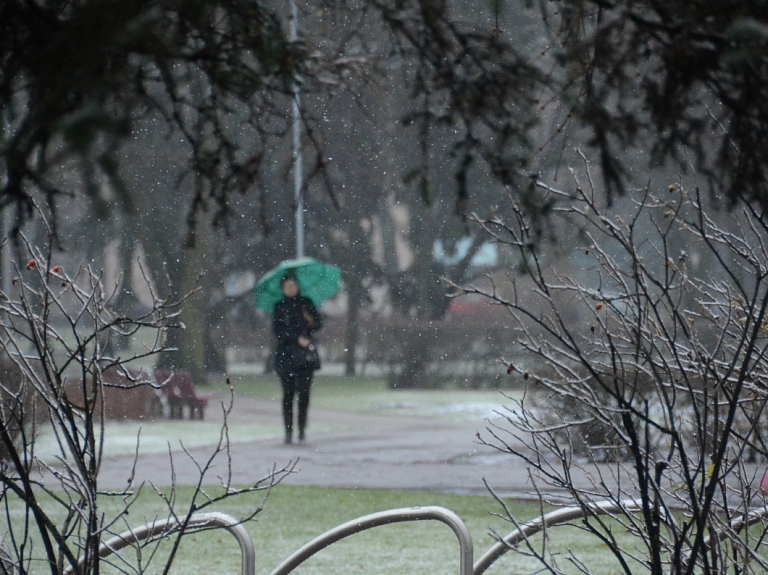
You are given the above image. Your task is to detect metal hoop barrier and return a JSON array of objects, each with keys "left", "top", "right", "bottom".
[
  {"left": 677, "top": 503, "right": 768, "bottom": 565},
  {"left": 65, "top": 512, "right": 255, "bottom": 575},
  {"left": 472, "top": 498, "right": 768, "bottom": 574},
  {"left": 703, "top": 504, "right": 768, "bottom": 546},
  {"left": 269, "top": 506, "right": 474, "bottom": 575},
  {"left": 70, "top": 497, "right": 768, "bottom": 574},
  {"left": 473, "top": 499, "right": 643, "bottom": 575}
]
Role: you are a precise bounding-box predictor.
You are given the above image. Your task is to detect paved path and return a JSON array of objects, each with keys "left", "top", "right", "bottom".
[{"left": 94, "top": 392, "right": 613, "bottom": 499}]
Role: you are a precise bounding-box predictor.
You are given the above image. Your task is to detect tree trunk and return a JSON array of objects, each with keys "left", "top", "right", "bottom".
[
  {"left": 204, "top": 304, "right": 227, "bottom": 375},
  {"left": 162, "top": 236, "right": 209, "bottom": 385},
  {"left": 153, "top": 204, "right": 212, "bottom": 386},
  {"left": 110, "top": 234, "right": 142, "bottom": 353},
  {"left": 344, "top": 275, "right": 363, "bottom": 377}
]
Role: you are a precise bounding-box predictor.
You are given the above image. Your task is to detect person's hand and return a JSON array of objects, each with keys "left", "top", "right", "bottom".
[{"left": 298, "top": 336, "right": 311, "bottom": 348}]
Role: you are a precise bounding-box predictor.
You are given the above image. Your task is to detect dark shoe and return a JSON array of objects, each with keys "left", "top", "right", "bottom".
[
  {"left": 298, "top": 430, "right": 306, "bottom": 444},
  {"left": 284, "top": 433, "right": 292, "bottom": 445}
]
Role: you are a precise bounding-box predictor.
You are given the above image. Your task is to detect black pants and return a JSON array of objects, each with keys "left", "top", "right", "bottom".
[{"left": 280, "top": 369, "right": 313, "bottom": 437}]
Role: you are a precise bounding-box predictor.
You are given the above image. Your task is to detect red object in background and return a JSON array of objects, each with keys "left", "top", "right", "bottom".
[
  {"left": 447, "top": 297, "right": 492, "bottom": 318},
  {"left": 760, "top": 468, "right": 768, "bottom": 494}
]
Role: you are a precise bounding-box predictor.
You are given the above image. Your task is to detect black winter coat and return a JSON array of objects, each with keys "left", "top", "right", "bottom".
[{"left": 273, "top": 295, "right": 322, "bottom": 377}]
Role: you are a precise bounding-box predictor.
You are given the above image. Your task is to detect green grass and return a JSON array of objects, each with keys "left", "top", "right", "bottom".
[
  {"left": 167, "top": 486, "right": 522, "bottom": 574},
  {"left": 1, "top": 485, "right": 641, "bottom": 574}
]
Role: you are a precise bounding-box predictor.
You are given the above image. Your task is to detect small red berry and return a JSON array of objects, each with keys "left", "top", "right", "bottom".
[
  {"left": 52, "top": 266, "right": 61, "bottom": 273},
  {"left": 596, "top": 302, "right": 603, "bottom": 310},
  {"left": 26, "top": 259, "right": 35, "bottom": 270}
]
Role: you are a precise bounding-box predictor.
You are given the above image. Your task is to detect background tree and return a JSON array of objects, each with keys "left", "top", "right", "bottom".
[
  {"left": 541, "top": 0, "right": 768, "bottom": 207},
  {"left": 0, "top": 0, "right": 544, "bottom": 236},
  {"left": 4, "top": 0, "right": 767, "bottom": 388},
  {"left": 4, "top": 0, "right": 767, "bottom": 241},
  {"left": 295, "top": 0, "right": 543, "bottom": 383}
]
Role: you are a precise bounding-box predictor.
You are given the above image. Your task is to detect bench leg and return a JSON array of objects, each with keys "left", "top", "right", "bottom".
[
  {"left": 150, "top": 397, "right": 164, "bottom": 419},
  {"left": 169, "top": 400, "right": 183, "bottom": 419},
  {"left": 191, "top": 402, "right": 205, "bottom": 420}
]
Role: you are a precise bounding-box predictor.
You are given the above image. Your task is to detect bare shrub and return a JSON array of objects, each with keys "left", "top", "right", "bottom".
[
  {"left": 0, "top": 226, "right": 289, "bottom": 574},
  {"left": 0, "top": 354, "right": 34, "bottom": 464},
  {"left": 462, "top": 158, "right": 768, "bottom": 574}
]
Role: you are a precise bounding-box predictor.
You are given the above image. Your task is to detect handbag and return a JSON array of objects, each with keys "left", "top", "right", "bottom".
[
  {"left": 299, "top": 305, "right": 321, "bottom": 370},
  {"left": 300, "top": 340, "right": 322, "bottom": 371}
]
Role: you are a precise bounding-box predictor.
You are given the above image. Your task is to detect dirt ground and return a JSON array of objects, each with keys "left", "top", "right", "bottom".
[{"left": 93, "top": 391, "right": 616, "bottom": 499}]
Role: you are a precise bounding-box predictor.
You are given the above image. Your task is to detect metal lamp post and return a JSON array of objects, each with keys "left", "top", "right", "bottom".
[{"left": 290, "top": 0, "right": 304, "bottom": 259}]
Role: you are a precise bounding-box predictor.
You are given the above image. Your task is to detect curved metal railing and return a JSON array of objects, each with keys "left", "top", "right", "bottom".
[
  {"left": 72, "top": 498, "right": 768, "bottom": 574},
  {"left": 269, "top": 506, "right": 473, "bottom": 575},
  {"left": 473, "top": 499, "right": 642, "bottom": 575},
  {"left": 70, "top": 506, "right": 472, "bottom": 575},
  {"left": 65, "top": 512, "right": 255, "bottom": 575}
]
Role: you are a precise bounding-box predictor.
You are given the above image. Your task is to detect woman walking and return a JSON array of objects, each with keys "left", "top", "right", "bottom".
[{"left": 272, "top": 275, "right": 322, "bottom": 444}]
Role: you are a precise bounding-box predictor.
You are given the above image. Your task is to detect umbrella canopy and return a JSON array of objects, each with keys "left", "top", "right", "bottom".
[{"left": 255, "top": 257, "right": 342, "bottom": 313}]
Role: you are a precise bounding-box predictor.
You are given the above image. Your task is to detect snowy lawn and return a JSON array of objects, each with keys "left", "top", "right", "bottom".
[
  {"left": 228, "top": 374, "right": 521, "bottom": 421},
  {"left": 31, "top": 419, "right": 282, "bottom": 461}
]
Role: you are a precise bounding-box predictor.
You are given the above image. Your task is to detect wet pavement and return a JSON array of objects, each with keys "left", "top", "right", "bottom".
[{"left": 92, "top": 392, "right": 621, "bottom": 499}]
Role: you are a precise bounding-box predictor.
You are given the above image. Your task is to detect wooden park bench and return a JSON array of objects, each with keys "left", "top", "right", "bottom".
[
  {"left": 153, "top": 369, "right": 211, "bottom": 420},
  {"left": 79, "top": 367, "right": 161, "bottom": 421}
]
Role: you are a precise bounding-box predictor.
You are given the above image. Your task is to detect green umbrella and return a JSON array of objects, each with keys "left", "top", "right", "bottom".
[{"left": 255, "top": 257, "right": 342, "bottom": 313}]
